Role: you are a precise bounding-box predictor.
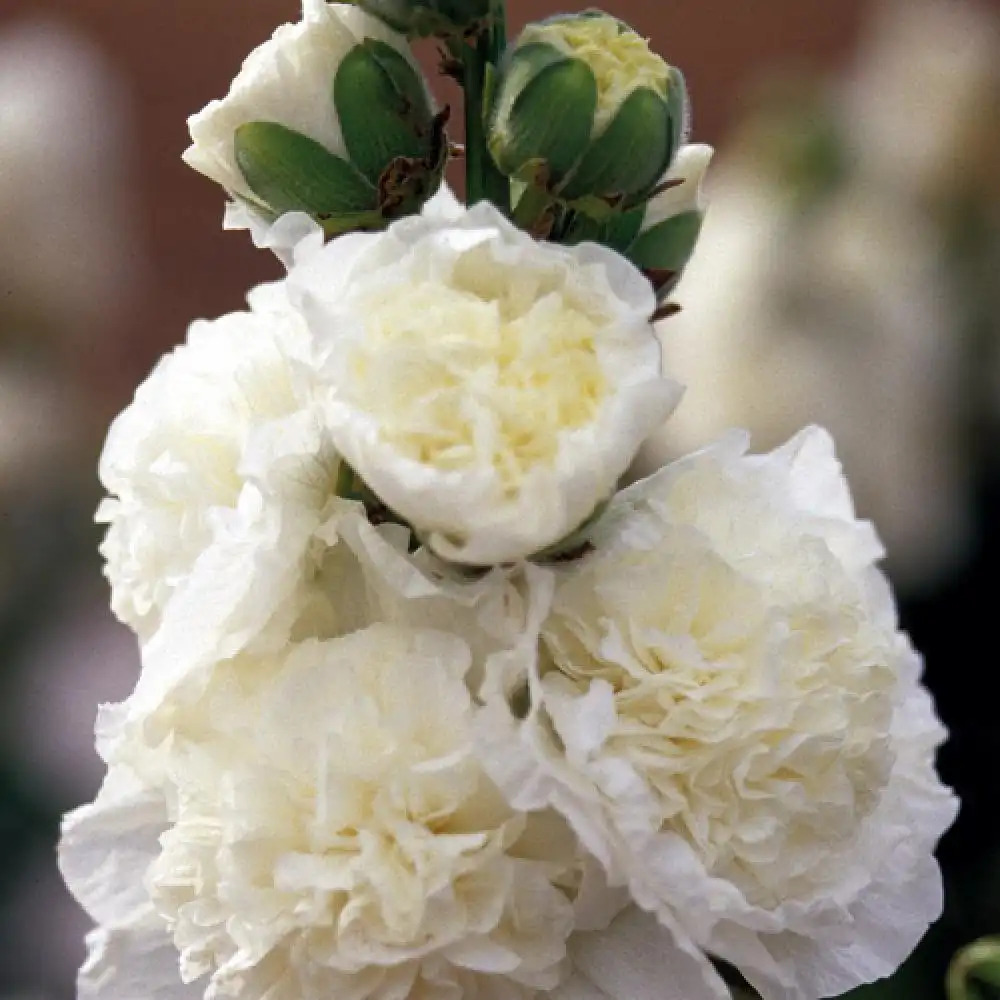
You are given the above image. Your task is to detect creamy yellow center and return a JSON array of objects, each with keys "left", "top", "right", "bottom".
[{"left": 350, "top": 245, "right": 609, "bottom": 497}]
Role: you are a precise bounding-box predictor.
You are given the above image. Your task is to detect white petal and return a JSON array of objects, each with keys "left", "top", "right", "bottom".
[
  {"left": 79, "top": 918, "right": 200, "bottom": 1000},
  {"left": 567, "top": 908, "right": 729, "bottom": 1000},
  {"left": 223, "top": 203, "right": 324, "bottom": 269},
  {"left": 642, "top": 144, "right": 714, "bottom": 229},
  {"left": 59, "top": 767, "right": 166, "bottom": 925}
]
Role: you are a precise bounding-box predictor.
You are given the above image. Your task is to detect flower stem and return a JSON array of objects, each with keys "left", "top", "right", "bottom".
[{"left": 460, "top": 4, "right": 508, "bottom": 212}]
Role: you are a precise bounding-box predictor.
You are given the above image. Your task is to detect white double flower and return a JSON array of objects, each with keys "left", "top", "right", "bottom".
[{"left": 289, "top": 201, "right": 681, "bottom": 565}]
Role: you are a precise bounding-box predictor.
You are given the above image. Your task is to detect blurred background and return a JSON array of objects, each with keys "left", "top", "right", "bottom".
[{"left": 0, "top": 0, "right": 998, "bottom": 995}]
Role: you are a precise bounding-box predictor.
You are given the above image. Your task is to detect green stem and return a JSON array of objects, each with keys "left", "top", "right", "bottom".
[
  {"left": 459, "top": 5, "right": 509, "bottom": 211},
  {"left": 489, "top": 0, "right": 507, "bottom": 65},
  {"left": 461, "top": 39, "right": 488, "bottom": 206}
]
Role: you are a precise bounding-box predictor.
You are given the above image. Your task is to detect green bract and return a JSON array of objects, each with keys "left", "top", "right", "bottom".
[
  {"left": 350, "top": 0, "right": 494, "bottom": 37},
  {"left": 488, "top": 11, "right": 687, "bottom": 214},
  {"left": 234, "top": 38, "right": 445, "bottom": 235},
  {"left": 623, "top": 143, "right": 712, "bottom": 299}
]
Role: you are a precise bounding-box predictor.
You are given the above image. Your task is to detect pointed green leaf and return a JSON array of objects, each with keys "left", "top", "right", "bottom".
[
  {"left": 490, "top": 48, "right": 597, "bottom": 184},
  {"left": 628, "top": 210, "right": 703, "bottom": 271},
  {"left": 335, "top": 39, "right": 435, "bottom": 186},
  {"left": 234, "top": 121, "right": 376, "bottom": 218},
  {"left": 560, "top": 86, "right": 671, "bottom": 200}
]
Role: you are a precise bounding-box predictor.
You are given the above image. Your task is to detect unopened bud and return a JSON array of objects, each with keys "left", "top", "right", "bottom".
[
  {"left": 489, "top": 11, "right": 687, "bottom": 212},
  {"left": 184, "top": 3, "right": 445, "bottom": 235}
]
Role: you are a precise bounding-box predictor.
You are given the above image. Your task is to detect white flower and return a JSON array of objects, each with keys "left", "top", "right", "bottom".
[
  {"left": 62, "top": 624, "right": 587, "bottom": 1000},
  {"left": 641, "top": 143, "right": 713, "bottom": 232},
  {"left": 480, "top": 427, "right": 957, "bottom": 999},
  {"left": 183, "top": 1, "right": 412, "bottom": 203},
  {"left": 98, "top": 281, "right": 341, "bottom": 696},
  {"left": 288, "top": 201, "right": 681, "bottom": 565}
]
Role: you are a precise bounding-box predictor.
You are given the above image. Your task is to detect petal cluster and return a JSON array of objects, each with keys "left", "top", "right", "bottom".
[
  {"left": 63, "top": 190, "right": 955, "bottom": 1000},
  {"left": 479, "top": 427, "right": 958, "bottom": 998},
  {"left": 289, "top": 203, "right": 680, "bottom": 564},
  {"left": 97, "top": 284, "right": 343, "bottom": 705},
  {"left": 142, "top": 625, "right": 577, "bottom": 1000}
]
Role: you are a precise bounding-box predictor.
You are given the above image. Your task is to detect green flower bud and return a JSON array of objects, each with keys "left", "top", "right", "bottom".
[
  {"left": 184, "top": 3, "right": 446, "bottom": 236},
  {"left": 626, "top": 143, "right": 712, "bottom": 298},
  {"left": 948, "top": 938, "right": 1000, "bottom": 1000},
  {"left": 489, "top": 11, "right": 688, "bottom": 211},
  {"left": 349, "top": 0, "right": 495, "bottom": 38}
]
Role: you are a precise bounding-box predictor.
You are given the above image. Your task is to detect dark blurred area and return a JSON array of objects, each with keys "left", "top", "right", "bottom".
[{"left": 1, "top": 0, "right": 998, "bottom": 996}]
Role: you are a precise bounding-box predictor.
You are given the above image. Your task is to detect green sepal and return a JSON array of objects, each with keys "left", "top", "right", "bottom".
[
  {"left": 560, "top": 86, "right": 673, "bottom": 202},
  {"left": 335, "top": 39, "right": 435, "bottom": 186},
  {"left": 627, "top": 210, "right": 703, "bottom": 271},
  {"left": 234, "top": 121, "right": 377, "bottom": 218},
  {"left": 599, "top": 205, "right": 645, "bottom": 253},
  {"left": 318, "top": 209, "right": 388, "bottom": 238},
  {"left": 558, "top": 210, "right": 602, "bottom": 246},
  {"left": 489, "top": 45, "right": 597, "bottom": 185}
]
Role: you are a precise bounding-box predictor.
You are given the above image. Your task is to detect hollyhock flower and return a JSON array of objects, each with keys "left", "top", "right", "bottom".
[
  {"left": 480, "top": 426, "right": 958, "bottom": 999},
  {"left": 97, "top": 281, "right": 341, "bottom": 697},
  {"left": 288, "top": 200, "right": 681, "bottom": 566},
  {"left": 61, "top": 623, "right": 589, "bottom": 1000}
]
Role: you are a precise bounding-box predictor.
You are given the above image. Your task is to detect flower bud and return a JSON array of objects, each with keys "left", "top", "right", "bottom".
[
  {"left": 627, "top": 143, "right": 712, "bottom": 298},
  {"left": 349, "top": 0, "right": 494, "bottom": 38},
  {"left": 489, "top": 11, "right": 687, "bottom": 212},
  {"left": 948, "top": 938, "right": 1000, "bottom": 1000},
  {"left": 183, "top": 1, "right": 445, "bottom": 236}
]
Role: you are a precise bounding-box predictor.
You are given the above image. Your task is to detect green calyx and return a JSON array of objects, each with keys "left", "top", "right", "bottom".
[
  {"left": 489, "top": 44, "right": 598, "bottom": 186},
  {"left": 558, "top": 84, "right": 673, "bottom": 202},
  {"left": 628, "top": 210, "right": 703, "bottom": 271},
  {"left": 334, "top": 39, "right": 436, "bottom": 185},
  {"left": 233, "top": 41, "right": 446, "bottom": 236},
  {"left": 234, "top": 121, "right": 381, "bottom": 231},
  {"left": 626, "top": 209, "right": 703, "bottom": 299}
]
